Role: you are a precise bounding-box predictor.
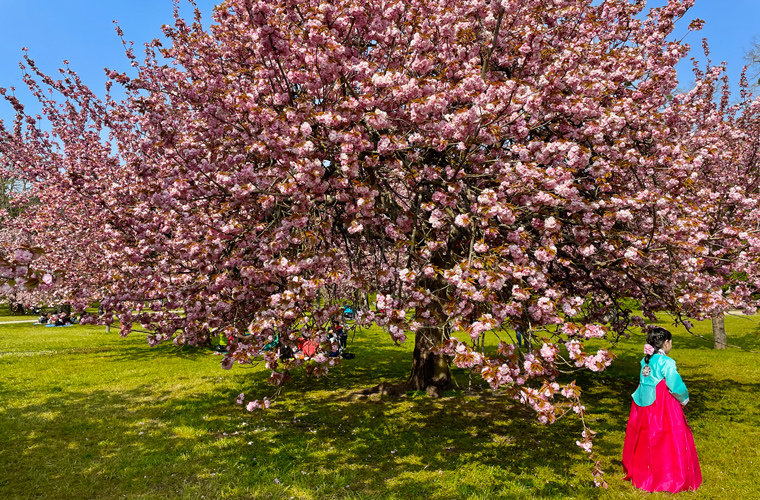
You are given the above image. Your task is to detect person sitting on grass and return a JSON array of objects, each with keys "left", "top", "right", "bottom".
[
  {"left": 37, "top": 312, "right": 49, "bottom": 325},
  {"left": 327, "top": 319, "right": 345, "bottom": 357}
]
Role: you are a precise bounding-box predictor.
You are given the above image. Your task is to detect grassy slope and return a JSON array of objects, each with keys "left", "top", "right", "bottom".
[{"left": 0, "top": 313, "right": 758, "bottom": 499}]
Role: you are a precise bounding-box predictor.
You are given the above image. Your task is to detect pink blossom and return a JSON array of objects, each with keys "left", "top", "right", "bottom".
[{"left": 454, "top": 214, "right": 470, "bottom": 227}]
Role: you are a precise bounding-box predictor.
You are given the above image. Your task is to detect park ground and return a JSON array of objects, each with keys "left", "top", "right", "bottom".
[{"left": 0, "top": 309, "right": 759, "bottom": 499}]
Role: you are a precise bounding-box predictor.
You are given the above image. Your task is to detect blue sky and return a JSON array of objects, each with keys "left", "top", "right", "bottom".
[
  {"left": 0, "top": 0, "right": 217, "bottom": 123},
  {"left": 1, "top": 0, "right": 758, "bottom": 124}
]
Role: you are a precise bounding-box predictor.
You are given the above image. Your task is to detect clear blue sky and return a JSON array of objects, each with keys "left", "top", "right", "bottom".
[
  {"left": 0, "top": 0, "right": 217, "bottom": 123},
  {"left": 1, "top": 0, "right": 759, "bottom": 124}
]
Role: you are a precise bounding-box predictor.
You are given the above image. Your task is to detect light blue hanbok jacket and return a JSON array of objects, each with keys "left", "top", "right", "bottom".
[{"left": 631, "top": 353, "right": 689, "bottom": 407}]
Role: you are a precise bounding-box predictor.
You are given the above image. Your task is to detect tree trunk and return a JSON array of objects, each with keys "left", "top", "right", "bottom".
[
  {"left": 55, "top": 304, "right": 71, "bottom": 314},
  {"left": 712, "top": 315, "right": 727, "bottom": 349},
  {"left": 408, "top": 301, "right": 451, "bottom": 391}
]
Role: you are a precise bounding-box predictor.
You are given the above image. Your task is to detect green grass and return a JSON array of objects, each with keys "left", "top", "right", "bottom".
[
  {"left": 0, "top": 308, "right": 34, "bottom": 320},
  {"left": 0, "top": 313, "right": 758, "bottom": 499}
]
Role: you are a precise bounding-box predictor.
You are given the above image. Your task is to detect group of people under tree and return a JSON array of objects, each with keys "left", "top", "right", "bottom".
[{"left": 36, "top": 309, "right": 77, "bottom": 326}]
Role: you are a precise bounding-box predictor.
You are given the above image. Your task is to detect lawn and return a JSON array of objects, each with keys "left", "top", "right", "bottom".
[{"left": 0, "top": 311, "right": 758, "bottom": 499}]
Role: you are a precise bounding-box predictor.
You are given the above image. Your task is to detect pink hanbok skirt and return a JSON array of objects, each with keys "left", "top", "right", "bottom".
[{"left": 622, "top": 379, "right": 702, "bottom": 492}]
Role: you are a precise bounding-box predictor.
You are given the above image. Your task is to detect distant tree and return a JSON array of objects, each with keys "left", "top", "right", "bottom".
[
  {"left": 0, "top": 161, "right": 42, "bottom": 311},
  {"left": 744, "top": 35, "right": 760, "bottom": 90},
  {"left": 0, "top": 176, "right": 30, "bottom": 216}
]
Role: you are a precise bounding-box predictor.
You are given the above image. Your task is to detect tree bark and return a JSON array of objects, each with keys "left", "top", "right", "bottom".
[
  {"left": 55, "top": 304, "right": 72, "bottom": 314},
  {"left": 407, "top": 299, "right": 451, "bottom": 391},
  {"left": 712, "top": 315, "right": 727, "bottom": 349}
]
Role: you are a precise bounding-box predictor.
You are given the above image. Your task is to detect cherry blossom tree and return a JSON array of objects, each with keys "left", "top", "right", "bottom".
[
  {"left": 4, "top": 0, "right": 760, "bottom": 473},
  {"left": 0, "top": 160, "right": 49, "bottom": 310}
]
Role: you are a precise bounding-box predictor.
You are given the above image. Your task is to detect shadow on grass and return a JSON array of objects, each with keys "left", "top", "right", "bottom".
[
  {"left": 0, "top": 386, "right": 230, "bottom": 498},
  {"left": 102, "top": 326, "right": 418, "bottom": 395},
  {"left": 6, "top": 316, "right": 757, "bottom": 499},
  {"left": 0, "top": 362, "right": 604, "bottom": 500}
]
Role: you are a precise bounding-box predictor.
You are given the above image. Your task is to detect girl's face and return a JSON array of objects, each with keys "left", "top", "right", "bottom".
[{"left": 662, "top": 339, "right": 673, "bottom": 355}]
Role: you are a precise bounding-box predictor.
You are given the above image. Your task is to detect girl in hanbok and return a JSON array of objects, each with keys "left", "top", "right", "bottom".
[{"left": 622, "top": 327, "right": 702, "bottom": 492}]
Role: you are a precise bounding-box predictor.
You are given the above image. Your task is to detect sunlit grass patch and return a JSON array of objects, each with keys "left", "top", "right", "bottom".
[{"left": 0, "top": 312, "right": 758, "bottom": 499}]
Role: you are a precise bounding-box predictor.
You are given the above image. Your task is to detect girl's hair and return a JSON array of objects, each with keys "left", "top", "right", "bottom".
[{"left": 645, "top": 327, "right": 672, "bottom": 364}]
